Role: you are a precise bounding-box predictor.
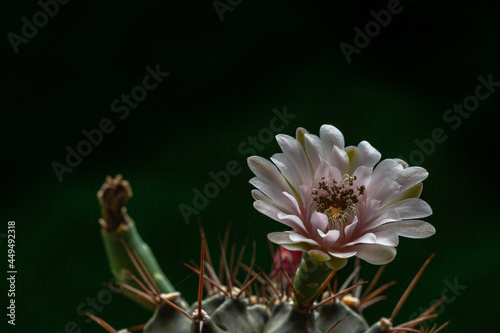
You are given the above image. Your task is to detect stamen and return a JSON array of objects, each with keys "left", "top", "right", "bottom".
[{"left": 311, "top": 175, "right": 365, "bottom": 228}]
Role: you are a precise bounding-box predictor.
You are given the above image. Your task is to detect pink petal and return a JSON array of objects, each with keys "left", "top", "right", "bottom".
[
  {"left": 311, "top": 211, "right": 329, "bottom": 231},
  {"left": 317, "top": 228, "right": 340, "bottom": 247}
]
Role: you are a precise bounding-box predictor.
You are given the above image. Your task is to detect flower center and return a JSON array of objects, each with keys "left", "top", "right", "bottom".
[{"left": 312, "top": 175, "right": 365, "bottom": 228}]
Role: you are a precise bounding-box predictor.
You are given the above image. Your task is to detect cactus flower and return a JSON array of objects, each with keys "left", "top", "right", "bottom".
[{"left": 248, "top": 125, "right": 435, "bottom": 270}]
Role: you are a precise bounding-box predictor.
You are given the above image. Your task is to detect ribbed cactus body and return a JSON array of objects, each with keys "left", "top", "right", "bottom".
[
  {"left": 92, "top": 176, "right": 448, "bottom": 333},
  {"left": 143, "top": 301, "right": 192, "bottom": 333}
]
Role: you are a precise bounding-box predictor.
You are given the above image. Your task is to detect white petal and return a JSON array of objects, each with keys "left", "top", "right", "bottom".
[
  {"left": 373, "top": 220, "right": 435, "bottom": 239},
  {"left": 277, "top": 212, "right": 307, "bottom": 233},
  {"left": 254, "top": 201, "right": 305, "bottom": 233},
  {"left": 320, "top": 125, "right": 345, "bottom": 150},
  {"left": 282, "top": 191, "right": 302, "bottom": 216},
  {"left": 371, "top": 159, "right": 402, "bottom": 184},
  {"left": 295, "top": 127, "right": 309, "bottom": 149},
  {"left": 267, "top": 231, "right": 294, "bottom": 244},
  {"left": 247, "top": 156, "right": 290, "bottom": 191},
  {"left": 253, "top": 200, "right": 284, "bottom": 223},
  {"left": 354, "top": 244, "right": 397, "bottom": 265},
  {"left": 267, "top": 232, "right": 312, "bottom": 251},
  {"left": 271, "top": 153, "right": 304, "bottom": 194},
  {"left": 368, "top": 177, "right": 401, "bottom": 203},
  {"left": 304, "top": 133, "right": 324, "bottom": 171},
  {"left": 373, "top": 230, "right": 399, "bottom": 246},
  {"left": 352, "top": 165, "right": 372, "bottom": 189},
  {"left": 396, "top": 166, "right": 428, "bottom": 191},
  {"left": 328, "top": 250, "right": 357, "bottom": 259},
  {"left": 348, "top": 141, "right": 381, "bottom": 174},
  {"left": 276, "top": 134, "right": 312, "bottom": 183},
  {"left": 382, "top": 198, "right": 432, "bottom": 219},
  {"left": 331, "top": 146, "right": 349, "bottom": 175},
  {"left": 288, "top": 232, "right": 319, "bottom": 245},
  {"left": 344, "top": 217, "right": 358, "bottom": 240},
  {"left": 345, "top": 232, "right": 377, "bottom": 246},
  {"left": 249, "top": 177, "right": 296, "bottom": 212}
]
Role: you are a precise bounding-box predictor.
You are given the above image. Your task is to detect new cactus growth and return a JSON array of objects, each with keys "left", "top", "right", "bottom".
[{"left": 90, "top": 174, "right": 449, "bottom": 333}]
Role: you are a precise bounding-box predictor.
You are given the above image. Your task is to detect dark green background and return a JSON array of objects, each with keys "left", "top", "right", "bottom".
[{"left": 1, "top": 1, "right": 499, "bottom": 332}]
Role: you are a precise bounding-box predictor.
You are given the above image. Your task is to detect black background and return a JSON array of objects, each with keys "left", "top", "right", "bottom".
[{"left": 1, "top": 0, "right": 499, "bottom": 332}]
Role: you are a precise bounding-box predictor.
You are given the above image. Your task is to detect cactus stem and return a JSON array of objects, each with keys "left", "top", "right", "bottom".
[
  {"left": 305, "top": 269, "right": 337, "bottom": 309},
  {"left": 115, "top": 281, "right": 157, "bottom": 305},
  {"left": 158, "top": 295, "right": 195, "bottom": 323},
  {"left": 120, "top": 239, "right": 161, "bottom": 296},
  {"left": 124, "top": 270, "right": 158, "bottom": 301},
  {"left": 390, "top": 254, "right": 435, "bottom": 323}
]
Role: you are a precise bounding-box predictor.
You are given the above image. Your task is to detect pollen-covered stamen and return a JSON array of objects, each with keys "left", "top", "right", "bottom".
[{"left": 312, "top": 175, "right": 365, "bottom": 228}]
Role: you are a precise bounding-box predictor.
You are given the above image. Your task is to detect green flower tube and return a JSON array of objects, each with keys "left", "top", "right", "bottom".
[
  {"left": 292, "top": 252, "right": 333, "bottom": 307},
  {"left": 98, "top": 175, "right": 187, "bottom": 311}
]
